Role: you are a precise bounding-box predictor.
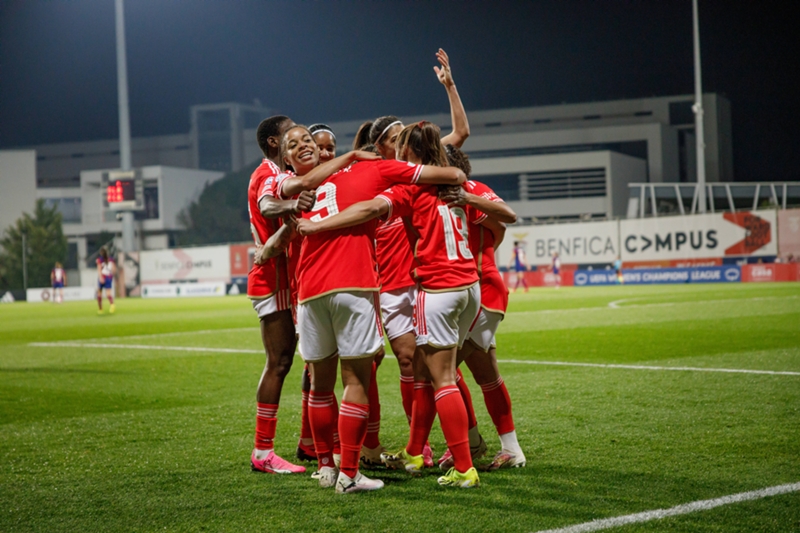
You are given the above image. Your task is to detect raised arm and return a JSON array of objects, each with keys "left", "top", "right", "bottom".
[
  {"left": 439, "top": 186, "right": 518, "bottom": 224},
  {"left": 280, "top": 150, "right": 380, "bottom": 198},
  {"left": 435, "top": 49, "right": 470, "bottom": 149},
  {"left": 296, "top": 198, "right": 389, "bottom": 237}
]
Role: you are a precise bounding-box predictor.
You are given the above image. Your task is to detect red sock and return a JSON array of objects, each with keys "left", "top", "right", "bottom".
[
  {"left": 300, "top": 391, "right": 313, "bottom": 442},
  {"left": 480, "top": 377, "right": 515, "bottom": 435},
  {"left": 406, "top": 381, "right": 436, "bottom": 456},
  {"left": 332, "top": 392, "right": 340, "bottom": 455},
  {"left": 363, "top": 362, "right": 381, "bottom": 448},
  {"left": 399, "top": 375, "right": 414, "bottom": 423},
  {"left": 97, "top": 295, "right": 102, "bottom": 310},
  {"left": 254, "top": 403, "right": 278, "bottom": 451},
  {"left": 435, "top": 385, "right": 472, "bottom": 472},
  {"left": 309, "top": 391, "right": 336, "bottom": 469},
  {"left": 108, "top": 294, "right": 114, "bottom": 304},
  {"left": 338, "top": 401, "right": 369, "bottom": 478},
  {"left": 456, "top": 369, "right": 478, "bottom": 430}
]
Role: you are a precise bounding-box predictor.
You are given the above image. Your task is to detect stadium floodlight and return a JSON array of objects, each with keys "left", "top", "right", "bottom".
[{"left": 692, "top": 0, "right": 707, "bottom": 214}]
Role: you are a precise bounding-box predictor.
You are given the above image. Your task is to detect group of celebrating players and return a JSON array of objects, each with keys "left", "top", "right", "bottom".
[{"left": 246, "top": 50, "right": 525, "bottom": 494}]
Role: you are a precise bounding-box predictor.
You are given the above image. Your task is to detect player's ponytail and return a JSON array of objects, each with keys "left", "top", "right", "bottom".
[
  {"left": 353, "top": 121, "right": 373, "bottom": 150},
  {"left": 396, "top": 121, "right": 448, "bottom": 167}
]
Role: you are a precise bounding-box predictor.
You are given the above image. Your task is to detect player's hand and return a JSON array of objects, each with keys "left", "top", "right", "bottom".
[
  {"left": 294, "top": 190, "right": 316, "bottom": 213},
  {"left": 439, "top": 185, "right": 467, "bottom": 206},
  {"left": 295, "top": 219, "right": 318, "bottom": 237},
  {"left": 434, "top": 48, "right": 454, "bottom": 88},
  {"left": 350, "top": 150, "right": 382, "bottom": 162},
  {"left": 253, "top": 245, "right": 266, "bottom": 265}
]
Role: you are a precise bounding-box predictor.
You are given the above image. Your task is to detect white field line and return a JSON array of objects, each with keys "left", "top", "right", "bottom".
[
  {"left": 498, "top": 359, "right": 800, "bottom": 376},
  {"left": 79, "top": 327, "right": 257, "bottom": 343},
  {"left": 28, "top": 342, "right": 800, "bottom": 376},
  {"left": 533, "top": 482, "right": 800, "bottom": 533},
  {"left": 29, "top": 342, "right": 262, "bottom": 355},
  {"left": 533, "top": 294, "right": 800, "bottom": 314}
]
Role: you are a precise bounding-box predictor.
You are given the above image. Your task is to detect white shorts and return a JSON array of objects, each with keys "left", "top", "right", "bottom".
[
  {"left": 297, "top": 291, "right": 384, "bottom": 362},
  {"left": 415, "top": 284, "right": 480, "bottom": 349},
  {"left": 380, "top": 286, "right": 416, "bottom": 340},
  {"left": 251, "top": 289, "right": 291, "bottom": 318},
  {"left": 467, "top": 308, "right": 504, "bottom": 352}
]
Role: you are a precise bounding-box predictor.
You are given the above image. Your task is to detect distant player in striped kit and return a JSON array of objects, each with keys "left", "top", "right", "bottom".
[
  {"left": 51, "top": 262, "right": 66, "bottom": 303},
  {"left": 509, "top": 241, "right": 529, "bottom": 292},
  {"left": 552, "top": 252, "right": 561, "bottom": 289},
  {"left": 96, "top": 248, "right": 115, "bottom": 314}
]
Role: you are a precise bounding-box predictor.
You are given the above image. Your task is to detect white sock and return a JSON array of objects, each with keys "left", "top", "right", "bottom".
[
  {"left": 499, "top": 431, "right": 523, "bottom": 455},
  {"left": 254, "top": 448, "right": 273, "bottom": 460}
]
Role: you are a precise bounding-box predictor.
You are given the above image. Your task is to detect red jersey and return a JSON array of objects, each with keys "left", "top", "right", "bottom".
[
  {"left": 246, "top": 159, "right": 290, "bottom": 302},
  {"left": 377, "top": 184, "right": 478, "bottom": 292},
  {"left": 464, "top": 180, "right": 509, "bottom": 315},
  {"left": 375, "top": 217, "right": 415, "bottom": 293},
  {"left": 263, "top": 171, "right": 303, "bottom": 304},
  {"left": 297, "top": 159, "right": 423, "bottom": 303}
]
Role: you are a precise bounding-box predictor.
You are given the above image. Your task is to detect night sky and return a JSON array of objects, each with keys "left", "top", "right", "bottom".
[{"left": 1, "top": 0, "right": 798, "bottom": 181}]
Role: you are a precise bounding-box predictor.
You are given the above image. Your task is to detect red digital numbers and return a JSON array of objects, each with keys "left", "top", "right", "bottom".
[{"left": 106, "top": 180, "right": 134, "bottom": 203}]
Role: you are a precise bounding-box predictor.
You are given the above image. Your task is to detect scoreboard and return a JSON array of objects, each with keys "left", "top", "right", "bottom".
[{"left": 101, "top": 170, "right": 144, "bottom": 211}]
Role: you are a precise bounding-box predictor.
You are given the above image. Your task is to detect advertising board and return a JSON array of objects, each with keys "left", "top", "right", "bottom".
[
  {"left": 140, "top": 245, "right": 231, "bottom": 283},
  {"left": 620, "top": 210, "right": 777, "bottom": 262},
  {"left": 229, "top": 243, "right": 255, "bottom": 284},
  {"left": 26, "top": 286, "right": 97, "bottom": 303},
  {"left": 141, "top": 282, "right": 226, "bottom": 298},
  {"left": 778, "top": 208, "right": 800, "bottom": 258},
  {"left": 573, "top": 266, "right": 741, "bottom": 286},
  {"left": 495, "top": 220, "right": 619, "bottom": 267}
]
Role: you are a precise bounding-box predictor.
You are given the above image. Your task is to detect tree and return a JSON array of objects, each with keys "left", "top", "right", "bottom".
[
  {"left": 0, "top": 199, "right": 67, "bottom": 290},
  {"left": 176, "top": 161, "right": 257, "bottom": 246}
]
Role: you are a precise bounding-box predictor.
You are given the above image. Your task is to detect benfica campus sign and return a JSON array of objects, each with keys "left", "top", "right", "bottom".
[{"left": 619, "top": 210, "right": 777, "bottom": 262}]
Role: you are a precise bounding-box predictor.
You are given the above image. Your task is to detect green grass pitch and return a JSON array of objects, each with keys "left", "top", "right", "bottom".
[{"left": 1, "top": 283, "right": 799, "bottom": 532}]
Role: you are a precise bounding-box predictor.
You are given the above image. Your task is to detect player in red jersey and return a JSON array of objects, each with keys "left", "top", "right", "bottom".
[
  {"left": 51, "top": 262, "right": 66, "bottom": 304},
  {"left": 298, "top": 122, "right": 498, "bottom": 488},
  {"left": 438, "top": 145, "right": 527, "bottom": 471},
  {"left": 247, "top": 115, "right": 316, "bottom": 475},
  {"left": 283, "top": 124, "right": 466, "bottom": 493},
  {"left": 309, "top": 124, "right": 336, "bottom": 163},
  {"left": 96, "top": 247, "right": 115, "bottom": 314},
  {"left": 351, "top": 48, "right": 471, "bottom": 468}
]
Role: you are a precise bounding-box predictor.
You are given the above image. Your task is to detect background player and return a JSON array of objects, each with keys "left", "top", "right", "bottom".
[
  {"left": 509, "top": 241, "right": 529, "bottom": 292},
  {"left": 51, "top": 262, "right": 66, "bottom": 303},
  {"left": 613, "top": 256, "right": 624, "bottom": 284},
  {"left": 552, "top": 252, "right": 561, "bottom": 289},
  {"left": 96, "top": 247, "right": 115, "bottom": 314}
]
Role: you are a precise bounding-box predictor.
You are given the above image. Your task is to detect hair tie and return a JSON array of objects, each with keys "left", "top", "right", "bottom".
[{"left": 418, "top": 121, "right": 426, "bottom": 128}]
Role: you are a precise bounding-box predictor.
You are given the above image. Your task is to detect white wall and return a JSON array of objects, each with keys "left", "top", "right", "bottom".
[{"left": 0, "top": 150, "right": 37, "bottom": 237}]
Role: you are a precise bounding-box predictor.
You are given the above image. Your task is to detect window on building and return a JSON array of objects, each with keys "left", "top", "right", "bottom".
[
  {"left": 43, "top": 197, "right": 81, "bottom": 223},
  {"left": 197, "top": 109, "right": 232, "bottom": 171}
]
